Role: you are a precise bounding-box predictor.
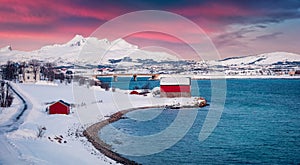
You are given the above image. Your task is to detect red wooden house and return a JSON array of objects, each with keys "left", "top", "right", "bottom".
[
  {"left": 48, "top": 100, "right": 70, "bottom": 115},
  {"left": 160, "top": 77, "right": 191, "bottom": 98}
]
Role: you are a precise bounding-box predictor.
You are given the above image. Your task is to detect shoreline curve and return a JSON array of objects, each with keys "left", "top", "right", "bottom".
[{"left": 83, "top": 106, "right": 162, "bottom": 165}]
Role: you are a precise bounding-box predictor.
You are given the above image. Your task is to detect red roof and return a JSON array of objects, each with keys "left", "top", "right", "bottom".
[
  {"left": 48, "top": 100, "right": 70, "bottom": 115},
  {"left": 130, "top": 91, "right": 139, "bottom": 95}
]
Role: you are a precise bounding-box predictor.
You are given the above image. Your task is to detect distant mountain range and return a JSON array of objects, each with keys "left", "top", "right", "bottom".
[
  {"left": 209, "top": 52, "right": 300, "bottom": 66},
  {"left": 0, "top": 35, "right": 300, "bottom": 67},
  {"left": 0, "top": 35, "right": 178, "bottom": 66}
]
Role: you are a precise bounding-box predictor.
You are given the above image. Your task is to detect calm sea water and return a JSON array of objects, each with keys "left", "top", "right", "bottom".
[{"left": 100, "top": 79, "right": 300, "bottom": 164}]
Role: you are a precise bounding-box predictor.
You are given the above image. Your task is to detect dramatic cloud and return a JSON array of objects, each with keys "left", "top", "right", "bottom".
[
  {"left": 213, "top": 28, "right": 256, "bottom": 48},
  {"left": 255, "top": 32, "right": 283, "bottom": 40},
  {"left": 0, "top": 0, "right": 299, "bottom": 57}
]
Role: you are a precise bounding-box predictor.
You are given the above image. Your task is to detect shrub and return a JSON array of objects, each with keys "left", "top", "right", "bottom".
[{"left": 37, "top": 126, "right": 46, "bottom": 138}]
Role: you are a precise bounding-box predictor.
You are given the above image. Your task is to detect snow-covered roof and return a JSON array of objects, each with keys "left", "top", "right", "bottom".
[
  {"left": 160, "top": 77, "right": 191, "bottom": 85},
  {"left": 49, "top": 100, "right": 70, "bottom": 107}
]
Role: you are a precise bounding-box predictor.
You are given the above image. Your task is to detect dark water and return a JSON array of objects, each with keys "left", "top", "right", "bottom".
[{"left": 100, "top": 79, "right": 300, "bottom": 164}]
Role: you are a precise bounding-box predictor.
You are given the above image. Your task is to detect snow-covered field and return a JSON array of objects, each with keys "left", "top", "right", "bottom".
[
  {"left": 0, "top": 83, "right": 117, "bottom": 164},
  {"left": 0, "top": 82, "right": 196, "bottom": 164}
]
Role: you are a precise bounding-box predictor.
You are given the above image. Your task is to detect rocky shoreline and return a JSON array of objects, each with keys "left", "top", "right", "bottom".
[{"left": 83, "top": 106, "right": 162, "bottom": 165}]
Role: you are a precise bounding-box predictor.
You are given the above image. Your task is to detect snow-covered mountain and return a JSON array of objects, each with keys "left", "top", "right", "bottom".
[
  {"left": 0, "top": 35, "right": 299, "bottom": 67},
  {"left": 209, "top": 52, "right": 300, "bottom": 66},
  {"left": 0, "top": 45, "right": 12, "bottom": 52},
  {"left": 0, "top": 35, "right": 179, "bottom": 65}
]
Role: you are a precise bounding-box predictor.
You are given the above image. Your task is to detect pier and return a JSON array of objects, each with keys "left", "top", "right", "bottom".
[{"left": 94, "top": 74, "right": 160, "bottom": 81}]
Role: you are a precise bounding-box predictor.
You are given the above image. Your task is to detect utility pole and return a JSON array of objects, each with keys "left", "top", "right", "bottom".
[
  {"left": 0, "top": 81, "right": 4, "bottom": 107},
  {"left": 5, "top": 82, "right": 9, "bottom": 107}
]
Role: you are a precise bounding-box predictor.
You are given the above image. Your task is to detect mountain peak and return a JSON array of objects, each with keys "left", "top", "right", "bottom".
[
  {"left": 67, "top": 35, "right": 86, "bottom": 47},
  {"left": 0, "top": 45, "right": 12, "bottom": 52},
  {"left": 72, "top": 34, "right": 84, "bottom": 41}
]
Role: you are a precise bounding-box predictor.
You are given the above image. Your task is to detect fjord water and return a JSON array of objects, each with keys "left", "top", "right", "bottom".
[{"left": 100, "top": 79, "right": 300, "bottom": 164}]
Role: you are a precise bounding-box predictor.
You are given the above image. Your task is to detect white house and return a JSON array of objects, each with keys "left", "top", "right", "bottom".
[{"left": 19, "top": 65, "right": 40, "bottom": 83}]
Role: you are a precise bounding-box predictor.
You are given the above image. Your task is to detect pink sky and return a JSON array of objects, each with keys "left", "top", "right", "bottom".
[{"left": 0, "top": 0, "right": 299, "bottom": 58}]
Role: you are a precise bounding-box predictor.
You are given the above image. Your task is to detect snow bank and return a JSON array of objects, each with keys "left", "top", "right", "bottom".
[{"left": 35, "top": 81, "right": 58, "bottom": 86}]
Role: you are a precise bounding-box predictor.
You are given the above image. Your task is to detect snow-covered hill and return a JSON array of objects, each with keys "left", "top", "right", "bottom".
[
  {"left": 209, "top": 52, "right": 300, "bottom": 66},
  {"left": 0, "top": 35, "right": 179, "bottom": 65}
]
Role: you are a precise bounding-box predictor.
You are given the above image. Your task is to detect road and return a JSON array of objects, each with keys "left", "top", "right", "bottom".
[{"left": 0, "top": 82, "right": 31, "bottom": 164}]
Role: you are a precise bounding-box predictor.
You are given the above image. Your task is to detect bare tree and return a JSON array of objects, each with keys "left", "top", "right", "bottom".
[
  {"left": 0, "top": 82, "right": 14, "bottom": 107},
  {"left": 36, "top": 126, "right": 46, "bottom": 138}
]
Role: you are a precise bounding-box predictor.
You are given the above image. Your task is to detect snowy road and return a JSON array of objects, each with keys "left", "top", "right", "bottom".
[{"left": 0, "top": 83, "right": 32, "bottom": 164}]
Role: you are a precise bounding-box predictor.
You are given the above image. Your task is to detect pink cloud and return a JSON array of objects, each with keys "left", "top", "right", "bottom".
[
  {"left": 0, "top": 30, "right": 72, "bottom": 50},
  {"left": 0, "top": 0, "right": 297, "bottom": 59},
  {"left": 126, "top": 32, "right": 184, "bottom": 44},
  {"left": 0, "top": 0, "right": 126, "bottom": 50},
  {"left": 0, "top": 0, "right": 122, "bottom": 25}
]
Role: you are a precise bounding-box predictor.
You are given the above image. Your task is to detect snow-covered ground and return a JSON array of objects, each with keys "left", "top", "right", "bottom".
[
  {"left": 0, "top": 83, "right": 117, "bottom": 164},
  {"left": 0, "top": 82, "right": 197, "bottom": 164}
]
